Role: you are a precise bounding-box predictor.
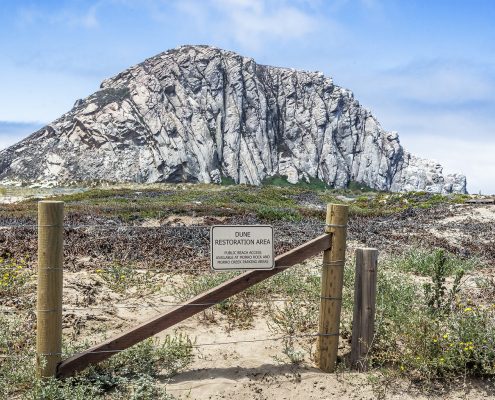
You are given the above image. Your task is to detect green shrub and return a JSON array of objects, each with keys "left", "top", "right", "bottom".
[
  {"left": 268, "top": 297, "right": 318, "bottom": 336},
  {"left": 219, "top": 175, "right": 236, "bottom": 186},
  {"left": 423, "top": 250, "right": 464, "bottom": 315},
  {"left": 395, "top": 305, "right": 495, "bottom": 379},
  {"left": 392, "top": 247, "right": 483, "bottom": 276},
  {"left": 105, "top": 335, "right": 194, "bottom": 378},
  {"left": 347, "top": 180, "right": 377, "bottom": 192},
  {"left": 28, "top": 335, "right": 191, "bottom": 399},
  {"left": 0, "top": 312, "right": 189, "bottom": 399},
  {"left": 0, "top": 256, "right": 31, "bottom": 296},
  {"left": 357, "top": 250, "right": 495, "bottom": 379},
  {"left": 255, "top": 205, "right": 301, "bottom": 221},
  {"left": 259, "top": 268, "right": 320, "bottom": 300},
  {"left": 0, "top": 313, "right": 36, "bottom": 399},
  {"left": 172, "top": 271, "right": 239, "bottom": 302},
  {"left": 171, "top": 271, "right": 256, "bottom": 327},
  {"left": 95, "top": 263, "right": 158, "bottom": 293},
  {"left": 371, "top": 269, "right": 419, "bottom": 361},
  {"left": 261, "top": 174, "right": 330, "bottom": 191}
]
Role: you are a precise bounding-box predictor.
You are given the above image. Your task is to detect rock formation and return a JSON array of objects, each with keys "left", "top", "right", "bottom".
[{"left": 0, "top": 45, "right": 466, "bottom": 193}]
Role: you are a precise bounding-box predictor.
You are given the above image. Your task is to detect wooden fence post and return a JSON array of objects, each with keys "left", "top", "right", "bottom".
[
  {"left": 37, "top": 201, "right": 64, "bottom": 378},
  {"left": 350, "top": 248, "right": 378, "bottom": 370},
  {"left": 317, "top": 203, "right": 348, "bottom": 372}
]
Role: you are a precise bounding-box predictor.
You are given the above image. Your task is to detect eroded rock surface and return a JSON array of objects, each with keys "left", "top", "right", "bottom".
[{"left": 0, "top": 45, "right": 466, "bottom": 193}]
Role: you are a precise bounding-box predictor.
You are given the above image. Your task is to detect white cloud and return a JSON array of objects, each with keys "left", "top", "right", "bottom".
[
  {"left": 337, "top": 59, "right": 495, "bottom": 194},
  {"left": 377, "top": 60, "right": 495, "bottom": 104},
  {"left": 0, "top": 122, "right": 44, "bottom": 151},
  {"left": 362, "top": 99, "right": 494, "bottom": 194},
  {"left": 0, "top": 63, "right": 98, "bottom": 123},
  {"left": 176, "top": 0, "right": 322, "bottom": 51},
  {"left": 0, "top": 135, "right": 21, "bottom": 150},
  {"left": 359, "top": 0, "right": 381, "bottom": 9},
  {"left": 17, "top": 3, "right": 100, "bottom": 29},
  {"left": 378, "top": 106, "right": 493, "bottom": 141},
  {"left": 400, "top": 135, "right": 495, "bottom": 195},
  {"left": 78, "top": 5, "right": 99, "bottom": 29}
]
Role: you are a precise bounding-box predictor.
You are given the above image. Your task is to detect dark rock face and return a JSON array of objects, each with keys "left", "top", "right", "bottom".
[{"left": 0, "top": 45, "right": 466, "bottom": 193}]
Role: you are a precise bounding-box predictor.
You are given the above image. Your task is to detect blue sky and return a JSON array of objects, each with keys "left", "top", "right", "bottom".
[{"left": 0, "top": 0, "right": 494, "bottom": 193}]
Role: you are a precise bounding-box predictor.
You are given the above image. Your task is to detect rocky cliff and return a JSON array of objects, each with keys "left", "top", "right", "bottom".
[{"left": 0, "top": 45, "right": 466, "bottom": 193}]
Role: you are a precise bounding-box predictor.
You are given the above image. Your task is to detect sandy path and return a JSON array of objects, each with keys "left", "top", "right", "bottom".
[{"left": 57, "top": 268, "right": 495, "bottom": 399}]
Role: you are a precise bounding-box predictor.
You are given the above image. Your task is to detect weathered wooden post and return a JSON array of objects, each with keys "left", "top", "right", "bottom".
[
  {"left": 317, "top": 203, "right": 348, "bottom": 372},
  {"left": 37, "top": 201, "right": 64, "bottom": 378},
  {"left": 350, "top": 248, "right": 378, "bottom": 370}
]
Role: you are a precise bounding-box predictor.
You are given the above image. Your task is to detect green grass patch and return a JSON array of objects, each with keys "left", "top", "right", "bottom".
[
  {"left": 347, "top": 180, "right": 378, "bottom": 192},
  {"left": 0, "top": 183, "right": 468, "bottom": 222},
  {"left": 219, "top": 175, "right": 236, "bottom": 186},
  {"left": 0, "top": 256, "right": 32, "bottom": 297},
  {"left": 341, "top": 249, "right": 495, "bottom": 379},
  {"left": 391, "top": 247, "right": 485, "bottom": 276},
  {"left": 95, "top": 263, "right": 160, "bottom": 294},
  {"left": 261, "top": 174, "right": 330, "bottom": 191},
  {"left": 43, "top": 184, "right": 310, "bottom": 222},
  {"left": 0, "top": 312, "right": 192, "bottom": 399}
]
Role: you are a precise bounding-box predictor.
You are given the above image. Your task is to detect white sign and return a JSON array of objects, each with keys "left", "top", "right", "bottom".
[{"left": 210, "top": 225, "right": 274, "bottom": 270}]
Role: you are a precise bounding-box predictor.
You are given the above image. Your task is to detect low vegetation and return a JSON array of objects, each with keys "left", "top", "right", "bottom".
[
  {"left": 0, "top": 183, "right": 492, "bottom": 397},
  {"left": 0, "top": 256, "right": 31, "bottom": 297},
  {"left": 171, "top": 247, "right": 495, "bottom": 381},
  {"left": 1, "top": 182, "right": 470, "bottom": 223},
  {"left": 0, "top": 316, "right": 193, "bottom": 399},
  {"left": 95, "top": 263, "right": 160, "bottom": 294}
]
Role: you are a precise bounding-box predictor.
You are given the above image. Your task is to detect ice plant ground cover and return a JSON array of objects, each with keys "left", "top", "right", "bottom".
[{"left": 0, "top": 184, "right": 494, "bottom": 399}]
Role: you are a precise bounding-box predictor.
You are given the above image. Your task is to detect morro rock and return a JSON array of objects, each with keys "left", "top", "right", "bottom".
[{"left": 0, "top": 45, "right": 466, "bottom": 193}]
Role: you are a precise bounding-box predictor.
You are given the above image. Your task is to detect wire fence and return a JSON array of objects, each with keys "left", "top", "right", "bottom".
[
  {"left": 0, "top": 209, "right": 331, "bottom": 377},
  {"left": 0, "top": 219, "right": 328, "bottom": 277},
  {"left": 0, "top": 262, "right": 324, "bottom": 272},
  {"left": 0, "top": 296, "right": 319, "bottom": 313},
  {"left": 0, "top": 332, "right": 327, "bottom": 361},
  {"left": 0, "top": 222, "right": 327, "bottom": 229}
]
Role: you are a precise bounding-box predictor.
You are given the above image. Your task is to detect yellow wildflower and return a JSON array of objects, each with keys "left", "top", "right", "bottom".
[
  {"left": 464, "top": 307, "right": 473, "bottom": 313},
  {"left": 443, "top": 334, "right": 449, "bottom": 339}
]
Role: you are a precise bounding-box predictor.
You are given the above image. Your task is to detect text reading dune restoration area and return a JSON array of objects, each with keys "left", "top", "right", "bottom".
[{"left": 211, "top": 225, "right": 274, "bottom": 269}]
